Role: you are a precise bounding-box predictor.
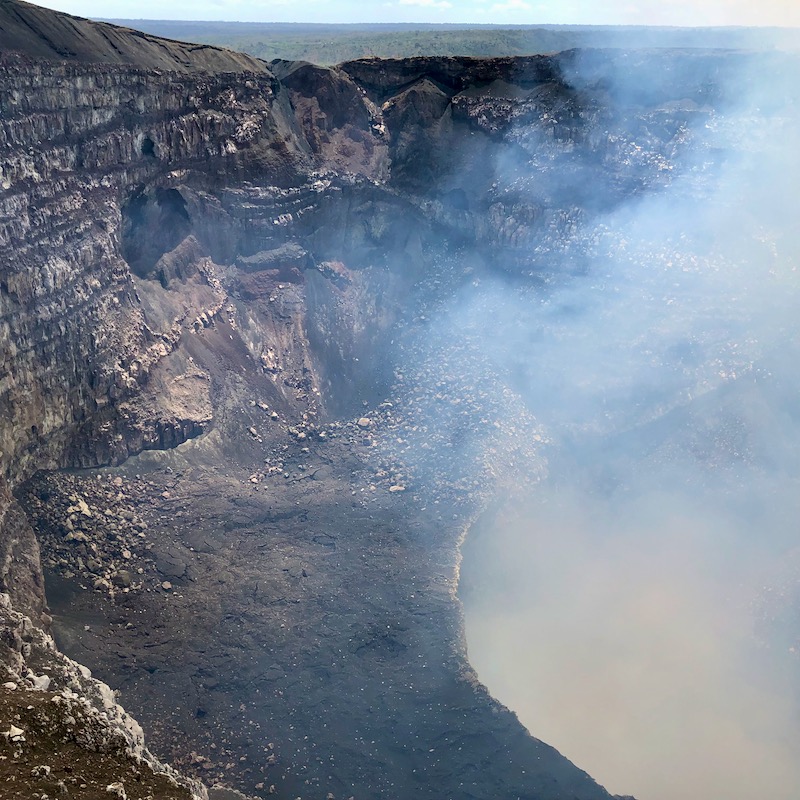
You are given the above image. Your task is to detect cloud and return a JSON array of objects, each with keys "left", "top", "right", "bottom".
[
  {"left": 489, "top": 0, "right": 532, "bottom": 12},
  {"left": 397, "top": 0, "right": 454, "bottom": 8}
]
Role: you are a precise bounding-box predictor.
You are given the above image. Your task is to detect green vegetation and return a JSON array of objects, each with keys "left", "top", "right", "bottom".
[{"left": 104, "top": 21, "right": 795, "bottom": 65}]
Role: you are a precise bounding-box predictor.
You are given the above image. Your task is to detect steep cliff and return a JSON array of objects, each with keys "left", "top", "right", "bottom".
[
  {"left": 0, "top": 51, "right": 294, "bottom": 487},
  {"left": 0, "top": 3, "right": 782, "bottom": 799}
]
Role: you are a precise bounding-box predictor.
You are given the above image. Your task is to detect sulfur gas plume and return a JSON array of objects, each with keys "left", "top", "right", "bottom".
[{"left": 396, "top": 42, "right": 800, "bottom": 800}]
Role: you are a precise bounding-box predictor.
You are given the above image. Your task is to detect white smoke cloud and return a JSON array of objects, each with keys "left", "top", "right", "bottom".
[{"left": 437, "top": 44, "right": 800, "bottom": 800}]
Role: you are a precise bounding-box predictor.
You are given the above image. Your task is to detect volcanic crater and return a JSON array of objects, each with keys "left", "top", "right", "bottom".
[{"left": 2, "top": 3, "right": 800, "bottom": 800}]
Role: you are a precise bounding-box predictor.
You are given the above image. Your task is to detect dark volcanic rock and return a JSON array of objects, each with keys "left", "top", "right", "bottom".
[
  {"left": 0, "top": 479, "right": 46, "bottom": 625},
  {"left": 20, "top": 453, "right": 612, "bottom": 800}
]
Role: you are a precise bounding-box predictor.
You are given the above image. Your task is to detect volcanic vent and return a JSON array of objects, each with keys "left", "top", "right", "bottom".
[{"left": 2, "top": 3, "right": 800, "bottom": 799}]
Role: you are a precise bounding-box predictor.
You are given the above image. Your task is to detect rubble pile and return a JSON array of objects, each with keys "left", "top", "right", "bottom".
[
  {"left": 0, "top": 594, "right": 202, "bottom": 800},
  {"left": 21, "top": 474, "right": 175, "bottom": 598}
]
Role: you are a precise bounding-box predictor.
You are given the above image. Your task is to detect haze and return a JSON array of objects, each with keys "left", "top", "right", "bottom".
[
  {"left": 31, "top": 0, "right": 800, "bottom": 26},
  {"left": 444, "top": 45, "right": 800, "bottom": 800}
]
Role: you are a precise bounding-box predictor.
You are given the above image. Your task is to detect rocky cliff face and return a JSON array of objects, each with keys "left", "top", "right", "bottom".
[
  {"left": 0, "top": 3, "right": 777, "bottom": 798},
  {"left": 0, "top": 48, "right": 302, "bottom": 639},
  {"left": 0, "top": 51, "right": 289, "bottom": 487}
]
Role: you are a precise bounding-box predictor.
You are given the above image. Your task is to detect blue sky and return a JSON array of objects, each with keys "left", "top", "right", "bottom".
[{"left": 32, "top": 0, "right": 800, "bottom": 26}]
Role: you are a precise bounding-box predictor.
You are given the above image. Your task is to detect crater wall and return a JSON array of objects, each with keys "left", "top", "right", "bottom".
[{"left": 1, "top": 6, "right": 783, "bottom": 796}]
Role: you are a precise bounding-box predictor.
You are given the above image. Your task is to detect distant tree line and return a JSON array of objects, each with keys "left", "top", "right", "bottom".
[{"left": 104, "top": 21, "right": 795, "bottom": 65}]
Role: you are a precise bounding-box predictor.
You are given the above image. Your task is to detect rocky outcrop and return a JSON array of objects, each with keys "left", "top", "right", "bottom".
[
  {"left": 0, "top": 590, "right": 204, "bottom": 799},
  {"left": 0, "top": 480, "right": 45, "bottom": 625}
]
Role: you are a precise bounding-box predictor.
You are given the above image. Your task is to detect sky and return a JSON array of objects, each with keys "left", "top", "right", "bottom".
[{"left": 30, "top": 0, "right": 800, "bottom": 26}]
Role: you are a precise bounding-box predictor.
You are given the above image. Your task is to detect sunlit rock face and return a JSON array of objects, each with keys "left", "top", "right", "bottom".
[{"left": 2, "top": 3, "right": 799, "bottom": 798}]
